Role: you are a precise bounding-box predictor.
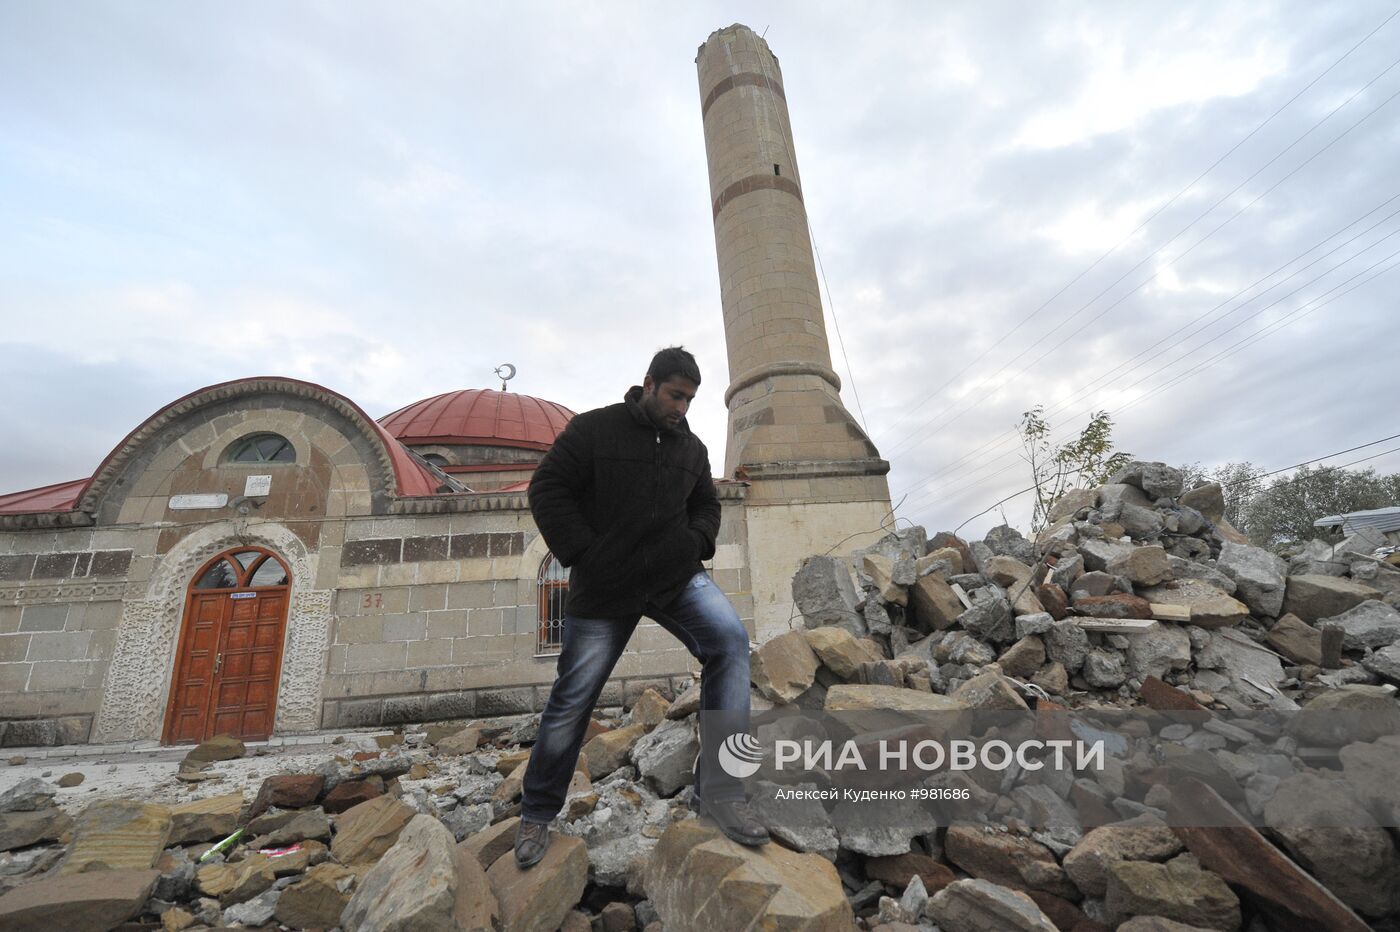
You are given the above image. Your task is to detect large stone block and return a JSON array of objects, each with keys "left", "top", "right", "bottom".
[
  {"left": 1170, "top": 777, "right": 1371, "bottom": 932},
  {"left": 1139, "top": 580, "right": 1248, "bottom": 628},
  {"left": 751, "top": 630, "right": 820, "bottom": 703},
  {"left": 168, "top": 793, "right": 242, "bottom": 846},
  {"left": 274, "top": 862, "right": 357, "bottom": 931},
  {"left": 1264, "top": 614, "right": 1323, "bottom": 665},
  {"left": 1216, "top": 541, "right": 1286, "bottom": 617},
  {"left": 945, "top": 823, "right": 1075, "bottom": 898},
  {"left": 330, "top": 795, "right": 415, "bottom": 866},
  {"left": 1283, "top": 574, "right": 1382, "bottom": 623},
  {"left": 0, "top": 807, "right": 72, "bottom": 852},
  {"left": 248, "top": 773, "right": 323, "bottom": 818},
  {"left": 0, "top": 868, "right": 159, "bottom": 932},
  {"left": 342, "top": 814, "right": 497, "bottom": 932},
  {"left": 927, "top": 878, "right": 1058, "bottom": 932},
  {"left": 909, "top": 574, "right": 964, "bottom": 630},
  {"left": 1104, "top": 855, "right": 1240, "bottom": 930},
  {"left": 1062, "top": 814, "right": 1182, "bottom": 897},
  {"left": 791, "top": 555, "right": 863, "bottom": 634},
  {"left": 802, "top": 626, "right": 883, "bottom": 680},
  {"left": 61, "top": 799, "right": 171, "bottom": 874},
  {"left": 581, "top": 722, "right": 648, "bottom": 780},
  {"left": 823, "top": 684, "right": 967, "bottom": 713},
  {"left": 645, "top": 820, "right": 854, "bottom": 931},
  {"left": 486, "top": 833, "right": 588, "bottom": 932},
  {"left": 1317, "top": 600, "right": 1400, "bottom": 650},
  {"left": 1263, "top": 772, "right": 1400, "bottom": 917}
]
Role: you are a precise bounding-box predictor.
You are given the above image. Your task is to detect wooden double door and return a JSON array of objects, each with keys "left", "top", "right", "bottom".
[{"left": 163, "top": 547, "right": 291, "bottom": 745}]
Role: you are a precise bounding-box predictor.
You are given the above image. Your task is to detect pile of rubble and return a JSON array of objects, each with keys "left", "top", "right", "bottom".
[{"left": 1, "top": 460, "right": 1399, "bottom": 931}]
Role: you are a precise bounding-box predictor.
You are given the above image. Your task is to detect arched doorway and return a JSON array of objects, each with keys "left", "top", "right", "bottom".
[{"left": 162, "top": 546, "right": 291, "bottom": 744}]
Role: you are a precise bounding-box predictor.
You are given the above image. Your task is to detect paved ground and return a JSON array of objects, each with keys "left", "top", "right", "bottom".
[{"left": 0, "top": 729, "right": 396, "bottom": 812}]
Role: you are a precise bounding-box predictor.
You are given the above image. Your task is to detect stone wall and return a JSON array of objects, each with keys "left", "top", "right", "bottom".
[
  {"left": 0, "top": 378, "right": 759, "bottom": 746},
  {"left": 316, "top": 498, "right": 754, "bottom": 729},
  {"left": 0, "top": 526, "right": 138, "bottom": 745}
]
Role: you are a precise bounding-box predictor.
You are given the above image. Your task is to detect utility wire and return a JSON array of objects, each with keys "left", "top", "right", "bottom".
[
  {"left": 751, "top": 33, "right": 869, "bottom": 433},
  {"left": 901, "top": 252, "right": 1400, "bottom": 518},
  {"left": 949, "top": 434, "right": 1400, "bottom": 536},
  {"left": 874, "top": 8, "right": 1400, "bottom": 446},
  {"left": 892, "top": 195, "right": 1400, "bottom": 500},
  {"left": 885, "top": 64, "right": 1400, "bottom": 462},
  {"left": 910, "top": 225, "right": 1400, "bottom": 503},
  {"left": 915, "top": 250, "right": 1400, "bottom": 514}
]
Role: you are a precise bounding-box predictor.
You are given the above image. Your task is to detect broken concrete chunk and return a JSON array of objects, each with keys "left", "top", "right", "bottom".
[
  {"left": 792, "top": 555, "right": 863, "bottom": 634},
  {"left": 1104, "top": 854, "right": 1240, "bottom": 930},
  {"left": 1216, "top": 541, "right": 1287, "bottom": 618},
  {"left": 1138, "top": 579, "right": 1248, "bottom": 628},
  {"left": 927, "top": 878, "right": 1059, "bottom": 932},
  {"left": 751, "top": 630, "right": 820, "bottom": 703},
  {"left": 1317, "top": 600, "right": 1400, "bottom": 650}
]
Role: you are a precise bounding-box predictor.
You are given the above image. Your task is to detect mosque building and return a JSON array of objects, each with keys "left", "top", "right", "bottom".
[{"left": 0, "top": 24, "right": 891, "bottom": 747}]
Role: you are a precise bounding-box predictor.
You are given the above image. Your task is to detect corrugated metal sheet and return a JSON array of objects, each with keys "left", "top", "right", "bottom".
[{"left": 1314, "top": 506, "right": 1400, "bottom": 536}]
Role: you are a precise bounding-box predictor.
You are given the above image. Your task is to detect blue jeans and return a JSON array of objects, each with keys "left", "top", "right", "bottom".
[{"left": 520, "top": 571, "right": 751, "bottom": 823}]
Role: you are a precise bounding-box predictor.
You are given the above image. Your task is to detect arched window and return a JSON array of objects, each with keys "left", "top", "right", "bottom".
[
  {"left": 225, "top": 433, "right": 295, "bottom": 464},
  {"left": 536, "top": 553, "right": 568, "bottom": 654},
  {"left": 420, "top": 453, "right": 450, "bottom": 468},
  {"left": 192, "top": 548, "right": 291, "bottom": 589}
]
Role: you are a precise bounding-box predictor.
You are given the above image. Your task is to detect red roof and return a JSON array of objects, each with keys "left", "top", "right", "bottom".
[
  {"left": 0, "top": 377, "right": 446, "bottom": 515},
  {"left": 369, "top": 420, "right": 443, "bottom": 498},
  {"left": 0, "top": 479, "right": 86, "bottom": 515},
  {"left": 380, "top": 389, "right": 575, "bottom": 452}
]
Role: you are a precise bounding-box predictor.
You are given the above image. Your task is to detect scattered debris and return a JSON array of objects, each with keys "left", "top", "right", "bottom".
[{"left": 0, "top": 461, "right": 1398, "bottom": 928}]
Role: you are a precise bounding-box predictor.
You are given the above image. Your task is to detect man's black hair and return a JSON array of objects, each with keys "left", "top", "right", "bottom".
[{"left": 647, "top": 346, "right": 702, "bottom": 386}]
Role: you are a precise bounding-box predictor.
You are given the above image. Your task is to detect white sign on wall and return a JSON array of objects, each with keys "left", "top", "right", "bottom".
[
  {"left": 169, "top": 493, "right": 228, "bottom": 510},
  {"left": 244, "top": 475, "right": 272, "bottom": 497}
]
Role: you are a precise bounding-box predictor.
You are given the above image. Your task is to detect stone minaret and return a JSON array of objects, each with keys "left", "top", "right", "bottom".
[{"left": 697, "top": 24, "right": 892, "bottom": 638}]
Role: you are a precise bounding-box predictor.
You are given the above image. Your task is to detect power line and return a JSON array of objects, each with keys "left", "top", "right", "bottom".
[
  {"left": 884, "top": 64, "right": 1400, "bottom": 462},
  {"left": 947, "top": 433, "right": 1400, "bottom": 536},
  {"left": 918, "top": 250, "right": 1400, "bottom": 514},
  {"left": 891, "top": 196, "right": 1400, "bottom": 502},
  {"left": 751, "top": 33, "right": 869, "bottom": 433},
  {"left": 1223, "top": 434, "right": 1400, "bottom": 487},
  {"left": 873, "top": 9, "right": 1400, "bottom": 447},
  {"left": 899, "top": 252, "right": 1400, "bottom": 520}
]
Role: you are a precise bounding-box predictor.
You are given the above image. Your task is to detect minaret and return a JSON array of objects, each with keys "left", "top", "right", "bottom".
[{"left": 697, "top": 24, "right": 892, "bottom": 638}]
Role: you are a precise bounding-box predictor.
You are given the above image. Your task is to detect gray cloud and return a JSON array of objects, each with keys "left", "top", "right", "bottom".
[{"left": 2, "top": 1, "right": 1397, "bottom": 537}]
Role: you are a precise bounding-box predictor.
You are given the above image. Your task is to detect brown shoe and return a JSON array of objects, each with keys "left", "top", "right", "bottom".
[{"left": 514, "top": 819, "right": 550, "bottom": 868}]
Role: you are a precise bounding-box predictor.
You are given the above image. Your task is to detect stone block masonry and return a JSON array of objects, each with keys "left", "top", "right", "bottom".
[{"left": 342, "top": 533, "right": 524, "bottom": 567}]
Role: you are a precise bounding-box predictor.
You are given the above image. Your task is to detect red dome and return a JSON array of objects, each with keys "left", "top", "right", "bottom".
[{"left": 379, "top": 389, "right": 575, "bottom": 452}]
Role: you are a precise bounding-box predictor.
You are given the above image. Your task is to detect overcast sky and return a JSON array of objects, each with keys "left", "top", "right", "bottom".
[{"left": 2, "top": 2, "right": 1397, "bottom": 538}]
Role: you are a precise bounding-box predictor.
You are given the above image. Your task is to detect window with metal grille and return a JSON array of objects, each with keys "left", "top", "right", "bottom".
[
  {"left": 225, "top": 433, "right": 295, "bottom": 464},
  {"left": 536, "top": 552, "right": 568, "bottom": 654}
]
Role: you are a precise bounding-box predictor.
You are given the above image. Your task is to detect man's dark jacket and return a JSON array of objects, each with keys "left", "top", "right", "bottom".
[{"left": 528, "top": 386, "right": 721, "bottom": 617}]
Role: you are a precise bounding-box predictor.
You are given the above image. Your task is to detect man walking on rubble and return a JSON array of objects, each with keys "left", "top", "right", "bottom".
[{"left": 514, "top": 346, "right": 768, "bottom": 868}]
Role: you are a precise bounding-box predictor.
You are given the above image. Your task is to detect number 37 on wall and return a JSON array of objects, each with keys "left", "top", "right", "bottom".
[{"left": 361, "top": 592, "right": 384, "bottom": 609}]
